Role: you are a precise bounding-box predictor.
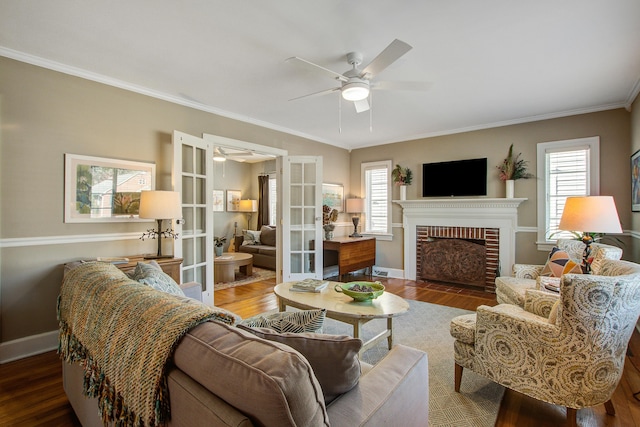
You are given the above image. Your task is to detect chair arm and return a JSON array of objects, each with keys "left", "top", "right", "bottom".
[
  {"left": 512, "top": 264, "right": 544, "bottom": 279},
  {"left": 180, "top": 281, "right": 202, "bottom": 302},
  {"left": 327, "top": 344, "right": 428, "bottom": 426},
  {"left": 524, "top": 290, "right": 559, "bottom": 318},
  {"left": 476, "top": 304, "right": 557, "bottom": 336}
]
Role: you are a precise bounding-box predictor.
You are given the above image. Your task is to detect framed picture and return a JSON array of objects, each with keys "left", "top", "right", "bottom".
[
  {"left": 213, "top": 190, "right": 225, "bottom": 212},
  {"left": 227, "top": 190, "right": 241, "bottom": 211},
  {"left": 64, "top": 154, "right": 155, "bottom": 223},
  {"left": 632, "top": 149, "right": 640, "bottom": 212},
  {"left": 322, "top": 183, "right": 344, "bottom": 212}
]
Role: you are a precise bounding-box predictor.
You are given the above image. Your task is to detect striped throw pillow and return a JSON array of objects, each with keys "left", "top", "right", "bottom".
[{"left": 239, "top": 309, "right": 326, "bottom": 333}]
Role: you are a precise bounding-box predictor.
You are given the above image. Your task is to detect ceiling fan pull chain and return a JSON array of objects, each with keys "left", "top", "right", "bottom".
[
  {"left": 369, "top": 92, "right": 373, "bottom": 132},
  {"left": 338, "top": 95, "right": 342, "bottom": 134}
]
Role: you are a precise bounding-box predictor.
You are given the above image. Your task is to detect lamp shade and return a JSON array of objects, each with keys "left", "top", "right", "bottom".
[
  {"left": 559, "top": 196, "right": 622, "bottom": 234},
  {"left": 346, "top": 198, "right": 365, "bottom": 213},
  {"left": 139, "top": 191, "right": 182, "bottom": 219},
  {"left": 238, "top": 199, "right": 258, "bottom": 212}
]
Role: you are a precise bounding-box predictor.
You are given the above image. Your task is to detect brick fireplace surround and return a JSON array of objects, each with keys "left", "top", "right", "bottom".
[{"left": 395, "top": 198, "right": 527, "bottom": 292}]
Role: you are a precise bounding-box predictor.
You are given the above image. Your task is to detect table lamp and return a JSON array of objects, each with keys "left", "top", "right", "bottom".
[
  {"left": 139, "top": 190, "right": 182, "bottom": 258},
  {"left": 346, "top": 198, "right": 365, "bottom": 238},
  {"left": 558, "top": 196, "right": 622, "bottom": 273},
  {"left": 238, "top": 199, "right": 258, "bottom": 230}
]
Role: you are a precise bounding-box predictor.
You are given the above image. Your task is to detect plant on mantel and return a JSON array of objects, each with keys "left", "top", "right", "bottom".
[
  {"left": 497, "top": 144, "right": 533, "bottom": 181},
  {"left": 392, "top": 164, "right": 413, "bottom": 186}
]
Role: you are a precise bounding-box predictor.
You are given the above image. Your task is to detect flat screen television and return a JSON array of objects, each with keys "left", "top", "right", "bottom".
[{"left": 422, "top": 158, "right": 487, "bottom": 197}]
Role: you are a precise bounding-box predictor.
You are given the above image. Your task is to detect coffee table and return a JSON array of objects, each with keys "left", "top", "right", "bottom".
[
  {"left": 214, "top": 252, "right": 253, "bottom": 283},
  {"left": 274, "top": 281, "right": 409, "bottom": 356}
]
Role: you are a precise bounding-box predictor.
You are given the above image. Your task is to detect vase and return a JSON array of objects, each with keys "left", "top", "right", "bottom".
[
  {"left": 323, "top": 224, "right": 335, "bottom": 240},
  {"left": 215, "top": 245, "right": 223, "bottom": 257},
  {"left": 505, "top": 180, "right": 515, "bottom": 198},
  {"left": 400, "top": 185, "right": 407, "bottom": 201}
]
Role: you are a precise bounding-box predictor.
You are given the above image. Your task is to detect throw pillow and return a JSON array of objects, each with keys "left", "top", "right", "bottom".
[
  {"left": 259, "top": 225, "right": 276, "bottom": 247},
  {"left": 242, "top": 229, "right": 261, "bottom": 246},
  {"left": 128, "top": 262, "right": 186, "bottom": 297},
  {"left": 540, "top": 247, "right": 583, "bottom": 277},
  {"left": 239, "top": 309, "right": 326, "bottom": 333},
  {"left": 237, "top": 325, "right": 362, "bottom": 404}
]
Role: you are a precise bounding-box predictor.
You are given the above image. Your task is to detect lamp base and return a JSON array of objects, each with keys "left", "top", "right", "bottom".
[
  {"left": 143, "top": 254, "right": 174, "bottom": 260},
  {"left": 350, "top": 216, "right": 362, "bottom": 238}
]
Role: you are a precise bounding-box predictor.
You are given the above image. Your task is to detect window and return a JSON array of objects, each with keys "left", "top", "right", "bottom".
[
  {"left": 536, "top": 137, "right": 599, "bottom": 246},
  {"left": 268, "top": 174, "right": 277, "bottom": 226},
  {"left": 361, "top": 160, "right": 392, "bottom": 237}
]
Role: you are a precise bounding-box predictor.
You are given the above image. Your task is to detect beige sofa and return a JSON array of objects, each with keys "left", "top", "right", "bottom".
[
  {"left": 61, "top": 262, "right": 429, "bottom": 427},
  {"left": 235, "top": 225, "right": 277, "bottom": 270}
]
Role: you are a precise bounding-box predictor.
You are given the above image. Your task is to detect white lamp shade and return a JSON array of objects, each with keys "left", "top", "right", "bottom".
[
  {"left": 139, "top": 191, "right": 182, "bottom": 219},
  {"left": 346, "top": 198, "right": 365, "bottom": 213},
  {"left": 238, "top": 199, "right": 258, "bottom": 212},
  {"left": 559, "top": 196, "right": 622, "bottom": 234}
]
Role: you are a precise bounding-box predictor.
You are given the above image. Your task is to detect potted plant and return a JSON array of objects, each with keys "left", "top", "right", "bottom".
[
  {"left": 392, "top": 164, "right": 413, "bottom": 200},
  {"left": 322, "top": 204, "right": 338, "bottom": 240},
  {"left": 214, "top": 236, "right": 227, "bottom": 256},
  {"left": 497, "top": 144, "right": 533, "bottom": 198}
]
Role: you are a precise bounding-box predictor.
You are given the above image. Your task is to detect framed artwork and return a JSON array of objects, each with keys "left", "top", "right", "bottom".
[
  {"left": 322, "top": 183, "right": 344, "bottom": 212},
  {"left": 213, "top": 190, "right": 225, "bottom": 212},
  {"left": 632, "top": 149, "right": 640, "bottom": 212},
  {"left": 64, "top": 154, "right": 155, "bottom": 223},
  {"left": 227, "top": 190, "right": 241, "bottom": 211}
]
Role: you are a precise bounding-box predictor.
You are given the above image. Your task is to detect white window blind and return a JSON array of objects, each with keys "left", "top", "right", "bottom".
[
  {"left": 537, "top": 137, "right": 599, "bottom": 246},
  {"left": 362, "top": 160, "right": 391, "bottom": 235}
]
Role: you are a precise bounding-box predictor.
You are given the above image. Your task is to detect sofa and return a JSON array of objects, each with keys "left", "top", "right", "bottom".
[
  {"left": 235, "top": 225, "right": 277, "bottom": 270},
  {"left": 60, "top": 261, "right": 429, "bottom": 427},
  {"left": 495, "top": 239, "right": 623, "bottom": 311}
]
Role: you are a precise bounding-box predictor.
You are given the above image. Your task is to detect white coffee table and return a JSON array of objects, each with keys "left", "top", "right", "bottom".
[
  {"left": 214, "top": 252, "right": 253, "bottom": 283},
  {"left": 274, "top": 281, "right": 409, "bottom": 356}
]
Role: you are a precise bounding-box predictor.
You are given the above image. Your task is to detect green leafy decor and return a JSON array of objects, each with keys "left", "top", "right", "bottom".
[
  {"left": 497, "top": 144, "right": 533, "bottom": 181},
  {"left": 392, "top": 164, "right": 413, "bottom": 186}
]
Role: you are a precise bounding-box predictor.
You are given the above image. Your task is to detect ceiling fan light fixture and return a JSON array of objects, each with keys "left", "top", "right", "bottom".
[
  {"left": 341, "top": 80, "right": 369, "bottom": 101},
  {"left": 213, "top": 154, "right": 226, "bottom": 162}
]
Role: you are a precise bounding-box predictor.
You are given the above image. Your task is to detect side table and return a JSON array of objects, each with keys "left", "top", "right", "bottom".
[{"left": 115, "top": 256, "right": 183, "bottom": 283}]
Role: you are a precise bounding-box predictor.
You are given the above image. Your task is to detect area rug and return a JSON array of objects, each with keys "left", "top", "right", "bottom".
[
  {"left": 214, "top": 267, "right": 276, "bottom": 290},
  {"left": 319, "top": 300, "right": 505, "bottom": 427}
]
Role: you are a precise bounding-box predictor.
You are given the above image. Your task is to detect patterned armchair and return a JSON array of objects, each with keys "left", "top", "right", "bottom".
[
  {"left": 451, "top": 259, "right": 640, "bottom": 427},
  {"left": 495, "top": 239, "right": 623, "bottom": 309}
]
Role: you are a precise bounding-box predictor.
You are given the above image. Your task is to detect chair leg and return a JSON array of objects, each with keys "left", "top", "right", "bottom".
[
  {"left": 454, "top": 363, "right": 463, "bottom": 392},
  {"left": 566, "top": 407, "right": 577, "bottom": 427},
  {"left": 604, "top": 399, "right": 615, "bottom": 416}
]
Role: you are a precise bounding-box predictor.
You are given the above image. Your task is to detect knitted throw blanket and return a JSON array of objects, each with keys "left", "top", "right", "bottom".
[{"left": 58, "top": 262, "right": 216, "bottom": 427}]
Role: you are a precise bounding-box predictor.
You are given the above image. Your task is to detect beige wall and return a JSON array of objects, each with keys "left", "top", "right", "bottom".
[
  {"left": 350, "top": 108, "right": 633, "bottom": 270},
  {"left": 0, "top": 57, "right": 350, "bottom": 345}
]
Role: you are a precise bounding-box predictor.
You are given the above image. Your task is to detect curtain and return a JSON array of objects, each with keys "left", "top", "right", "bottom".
[{"left": 257, "top": 175, "right": 270, "bottom": 228}]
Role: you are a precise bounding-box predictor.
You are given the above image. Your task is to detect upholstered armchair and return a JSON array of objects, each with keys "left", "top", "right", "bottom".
[
  {"left": 451, "top": 259, "right": 640, "bottom": 427},
  {"left": 495, "top": 239, "right": 623, "bottom": 309}
]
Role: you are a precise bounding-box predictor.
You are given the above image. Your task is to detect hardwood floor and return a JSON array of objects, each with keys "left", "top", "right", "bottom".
[{"left": 2, "top": 276, "right": 640, "bottom": 426}]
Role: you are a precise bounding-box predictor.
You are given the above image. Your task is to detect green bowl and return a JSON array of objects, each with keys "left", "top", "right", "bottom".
[{"left": 334, "top": 281, "right": 385, "bottom": 301}]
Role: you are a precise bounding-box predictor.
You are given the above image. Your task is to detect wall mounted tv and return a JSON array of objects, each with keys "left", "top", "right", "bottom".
[{"left": 422, "top": 158, "right": 487, "bottom": 197}]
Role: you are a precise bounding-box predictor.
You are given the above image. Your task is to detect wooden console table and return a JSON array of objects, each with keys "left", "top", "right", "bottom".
[
  {"left": 323, "top": 236, "right": 376, "bottom": 281},
  {"left": 115, "top": 256, "right": 183, "bottom": 283}
]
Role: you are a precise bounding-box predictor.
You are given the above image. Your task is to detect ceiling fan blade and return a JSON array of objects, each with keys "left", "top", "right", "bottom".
[
  {"left": 286, "top": 57, "right": 348, "bottom": 82},
  {"left": 361, "top": 39, "right": 412, "bottom": 79},
  {"left": 289, "top": 87, "right": 340, "bottom": 101},
  {"left": 373, "top": 81, "right": 433, "bottom": 91},
  {"left": 354, "top": 98, "right": 370, "bottom": 113}
]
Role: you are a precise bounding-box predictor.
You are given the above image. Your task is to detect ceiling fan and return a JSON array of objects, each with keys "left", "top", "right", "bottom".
[
  {"left": 213, "top": 147, "right": 254, "bottom": 162},
  {"left": 286, "top": 39, "right": 431, "bottom": 113}
]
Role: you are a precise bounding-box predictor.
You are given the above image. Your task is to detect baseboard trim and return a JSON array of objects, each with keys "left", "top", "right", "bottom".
[
  {"left": 0, "top": 330, "right": 58, "bottom": 364},
  {"left": 372, "top": 266, "right": 404, "bottom": 279}
]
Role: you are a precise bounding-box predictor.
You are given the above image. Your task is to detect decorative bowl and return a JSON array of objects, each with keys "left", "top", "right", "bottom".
[{"left": 334, "top": 281, "right": 385, "bottom": 301}]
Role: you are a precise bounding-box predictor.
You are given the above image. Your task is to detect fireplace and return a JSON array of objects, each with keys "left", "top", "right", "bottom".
[
  {"left": 417, "top": 226, "right": 499, "bottom": 291},
  {"left": 395, "top": 198, "right": 527, "bottom": 292}
]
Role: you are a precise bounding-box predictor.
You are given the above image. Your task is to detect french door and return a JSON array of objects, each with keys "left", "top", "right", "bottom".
[{"left": 172, "top": 130, "right": 214, "bottom": 306}]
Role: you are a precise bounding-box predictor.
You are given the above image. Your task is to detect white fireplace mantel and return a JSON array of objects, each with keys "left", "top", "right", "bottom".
[{"left": 394, "top": 198, "right": 527, "bottom": 281}]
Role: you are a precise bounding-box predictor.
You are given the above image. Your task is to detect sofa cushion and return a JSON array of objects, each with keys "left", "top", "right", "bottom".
[
  {"left": 259, "top": 225, "right": 276, "bottom": 246},
  {"left": 541, "top": 247, "right": 583, "bottom": 277},
  {"left": 237, "top": 325, "right": 362, "bottom": 404},
  {"left": 239, "top": 309, "right": 326, "bottom": 333},
  {"left": 238, "top": 244, "right": 260, "bottom": 254},
  {"left": 128, "top": 261, "right": 185, "bottom": 297},
  {"left": 258, "top": 246, "right": 277, "bottom": 256},
  {"left": 242, "top": 229, "right": 261, "bottom": 245},
  {"left": 174, "top": 321, "right": 329, "bottom": 426}
]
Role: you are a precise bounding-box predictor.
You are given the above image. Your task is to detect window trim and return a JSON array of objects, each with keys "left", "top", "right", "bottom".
[
  {"left": 361, "top": 160, "right": 393, "bottom": 239},
  {"left": 536, "top": 136, "right": 600, "bottom": 250}
]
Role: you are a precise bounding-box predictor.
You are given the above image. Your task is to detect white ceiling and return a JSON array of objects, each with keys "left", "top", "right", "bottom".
[{"left": 2, "top": 1, "right": 639, "bottom": 150}]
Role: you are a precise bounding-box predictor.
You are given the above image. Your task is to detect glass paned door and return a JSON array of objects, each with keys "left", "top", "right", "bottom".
[
  {"left": 280, "top": 156, "right": 322, "bottom": 282},
  {"left": 173, "top": 131, "right": 213, "bottom": 306}
]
